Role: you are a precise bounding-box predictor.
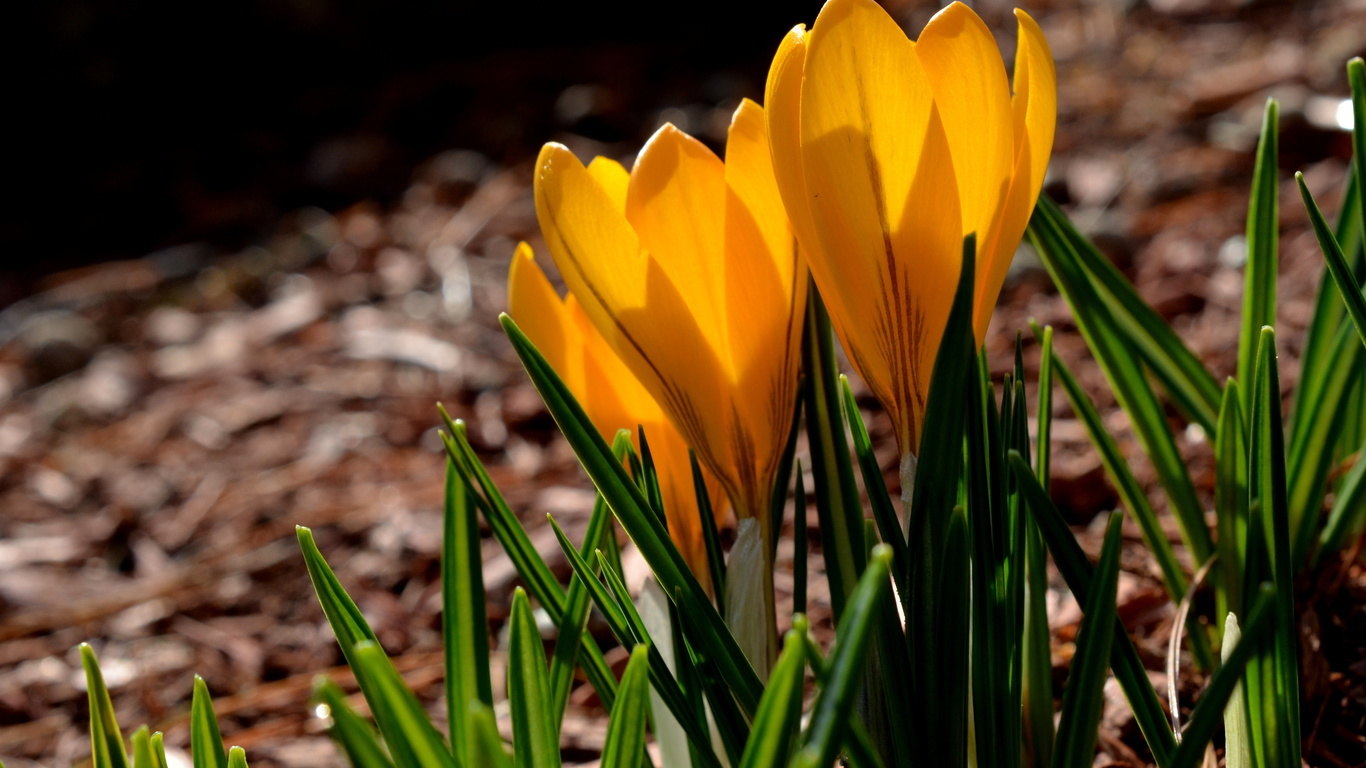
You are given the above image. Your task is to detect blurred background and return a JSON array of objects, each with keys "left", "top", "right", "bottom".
[{"left": 3, "top": 0, "right": 1365, "bottom": 765}]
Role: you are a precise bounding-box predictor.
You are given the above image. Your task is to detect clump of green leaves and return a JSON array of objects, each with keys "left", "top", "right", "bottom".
[
  {"left": 74, "top": 52, "right": 1365, "bottom": 768},
  {"left": 1027, "top": 57, "right": 1366, "bottom": 768}
]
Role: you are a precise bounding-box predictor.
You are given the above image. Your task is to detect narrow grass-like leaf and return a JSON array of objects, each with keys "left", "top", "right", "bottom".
[
  {"left": 1030, "top": 196, "right": 1221, "bottom": 431},
  {"left": 1169, "top": 587, "right": 1275, "bottom": 768},
  {"left": 691, "top": 450, "right": 726, "bottom": 613},
  {"left": 502, "top": 315, "right": 763, "bottom": 717},
  {"left": 298, "top": 524, "right": 418, "bottom": 746},
  {"left": 635, "top": 429, "right": 666, "bottom": 528},
  {"left": 1300, "top": 171, "right": 1366, "bottom": 351},
  {"left": 1316, "top": 432, "right": 1366, "bottom": 563},
  {"left": 1029, "top": 200, "right": 1215, "bottom": 569},
  {"left": 1024, "top": 327, "right": 1056, "bottom": 768},
  {"left": 802, "top": 286, "right": 866, "bottom": 620},
  {"left": 467, "top": 702, "right": 514, "bottom": 768},
  {"left": 769, "top": 398, "right": 803, "bottom": 563},
  {"left": 793, "top": 546, "right": 894, "bottom": 768},
  {"left": 840, "top": 375, "right": 907, "bottom": 591},
  {"left": 226, "top": 747, "right": 247, "bottom": 768},
  {"left": 297, "top": 526, "right": 380, "bottom": 666},
  {"left": 1052, "top": 512, "right": 1123, "bottom": 768},
  {"left": 1215, "top": 381, "right": 1248, "bottom": 622},
  {"left": 1351, "top": 58, "right": 1365, "bottom": 236},
  {"left": 131, "top": 727, "right": 156, "bottom": 768},
  {"left": 599, "top": 645, "right": 651, "bottom": 768},
  {"left": 437, "top": 417, "right": 616, "bottom": 707},
  {"left": 1043, "top": 344, "right": 1212, "bottom": 669},
  {"left": 315, "top": 678, "right": 395, "bottom": 768},
  {"left": 1238, "top": 99, "right": 1280, "bottom": 419},
  {"left": 80, "top": 645, "right": 130, "bottom": 768},
  {"left": 441, "top": 459, "right": 492, "bottom": 760},
  {"left": 349, "top": 641, "right": 457, "bottom": 768},
  {"left": 1220, "top": 614, "right": 1252, "bottom": 768},
  {"left": 1008, "top": 453, "right": 1177, "bottom": 765},
  {"left": 191, "top": 676, "right": 228, "bottom": 768},
  {"left": 1294, "top": 168, "right": 1363, "bottom": 412},
  {"left": 842, "top": 723, "right": 889, "bottom": 768},
  {"left": 738, "top": 629, "right": 807, "bottom": 768},
  {"left": 151, "top": 732, "right": 169, "bottom": 768},
  {"left": 1249, "top": 328, "right": 1301, "bottom": 768},
  {"left": 967, "top": 350, "right": 1015, "bottom": 768},
  {"left": 904, "top": 238, "right": 976, "bottom": 768},
  {"left": 296, "top": 540, "right": 449, "bottom": 768},
  {"left": 861, "top": 520, "right": 912, "bottom": 768},
  {"left": 507, "top": 589, "right": 560, "bottom": 768},
  {"left": 546, "top": 518, "right": 722, "bottom": 768},
  {"left": 793, "top": 467, "right": 808, "bottom": 616},
  {"left": 1036, "top": 325, "right": 1055, "bottom": 484},
  {"left": 1286, "top": 321, "right": 1360, "bottom": 567},
  {"left": 934, "top": 507, "right": 972, "bottom": 768},
  {"left": 548, "top": 454, "right": 623, "bottom": 727}
]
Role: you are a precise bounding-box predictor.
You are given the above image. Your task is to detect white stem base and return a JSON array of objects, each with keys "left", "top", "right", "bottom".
[
  {"left": 900, "top": 451, "right": 918, "bottom": 538},
  {"left": 638, "top": 579, "right": 689, "bottom": 766},
  {"left": 724, "top": 517, "right": 775, "bottom": 683}
]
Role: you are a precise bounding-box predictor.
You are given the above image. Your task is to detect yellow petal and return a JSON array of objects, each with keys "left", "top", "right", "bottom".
[
  {"left": 507, "top": 242, "right": 584, "bottom": 395},
  {"left": 972, "top": 8, "right": 1057, "bottom": 340},
  {"left": 916, "top": 1, "right": 1016, "bottom": 342},
  {"left": 536, "top": 141, "right": 734, "bottom": 494},
  {"left": 625, "top": 124, "right": 732, "bottom": 374},
  {"left": 764, "top": 26, "right": 822, "bottom": 260},
  {"left": 723, "top": 99, "right": 807, "bottom": 497},
  {"left": 1013, "top": 8, "right": 1057, "bottom": 216},
  {"left": 587, "top": 156, "right": 630, "bottom": 212},
  {"left": 800, "top": 0, "right": 963, "bottom": 452}
]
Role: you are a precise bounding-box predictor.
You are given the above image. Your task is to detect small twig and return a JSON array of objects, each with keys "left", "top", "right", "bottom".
[{"left": 1168, "top": 553, "right": 1218, "bottom": 743}]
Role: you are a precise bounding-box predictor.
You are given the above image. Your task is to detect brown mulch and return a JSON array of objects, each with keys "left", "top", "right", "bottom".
[{"left": 3, "top": 0, "right": 1366, "bottom": 766}]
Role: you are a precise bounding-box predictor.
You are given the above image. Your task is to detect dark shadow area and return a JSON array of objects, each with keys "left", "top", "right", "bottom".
[{"left": 6, "top": 0, "right": 824, "bottom": 302}]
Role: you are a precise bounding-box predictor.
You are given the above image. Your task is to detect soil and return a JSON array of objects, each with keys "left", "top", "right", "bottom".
[{"left": 2, "top": 0, "right": 1365, "bottom": 765}]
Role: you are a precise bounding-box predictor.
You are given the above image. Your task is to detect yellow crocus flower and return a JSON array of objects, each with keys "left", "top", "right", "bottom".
[
  {"left": 766, "top": 0, "right": 1056, "bottom": 471},
  {"left": 533, "top": 99, "right": 807, "bottom": 676},
  {"left": 507, "top": 241, "right": 725, "bottom": 592}
]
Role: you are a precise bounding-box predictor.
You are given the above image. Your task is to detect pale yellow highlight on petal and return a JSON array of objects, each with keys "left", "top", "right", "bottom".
[
  {"left": 764, "top": 26, "right": 821, "bottom": 262},
  {"left": 626, "top": 125, "right": 733, "bottom": 377},
  {"left": 587, "top": 156, "right": 630, "bottom": 212},
  {"left": 971, "top": 8, "right": 1058, "bottom": 341},
  {"left": 916, "top": 1, "right": 1016, "bottom": 343},
  {"left": 799, "top": 0, "right": 963, "bottom": 452},
  {"left": 1013, "top": 8, "right": 1057, "bottom": 215},
  {"left": 536, "top": 141, "right": 736, "bottom": 510}
]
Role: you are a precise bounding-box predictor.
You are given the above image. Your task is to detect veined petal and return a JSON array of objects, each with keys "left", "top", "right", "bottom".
[
  {"left": 916, "top": 1, "right": 1015, "bottom": 343},
  {"left": 800, "top": 0, "right": 963, "bottom": 452},
  {"left": 723, "top": 98, "right": 807, "bottom": 514},
  {"left": 626, "top": 125, "right": 732, "bottom": 373},
  {"left": 508, "top": 242, "right": 725, "bottom": 586},
  {"left": 765, "top": 26, "right": 822, "bottom": 261},
  {"left": 535, "top": 142, "right": 736, "bottom": 503},
  {"left": 973, "top": 8, "right": 1057, "bottom": 340},
  {"left": 587, "top": 156, "right": 631, "bottom": 212}
]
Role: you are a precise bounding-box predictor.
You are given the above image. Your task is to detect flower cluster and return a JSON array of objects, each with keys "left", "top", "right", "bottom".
[{"left": 509, "top": 0, "right": 1055, "bottom": 670}]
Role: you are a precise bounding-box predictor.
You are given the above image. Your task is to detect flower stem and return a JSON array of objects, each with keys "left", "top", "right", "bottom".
[
  {"left": 723, "top": 516, "right": 777, "bottom": 682},
  {"left": 900, "top": 451, "right": 918, "bottom": 536}
]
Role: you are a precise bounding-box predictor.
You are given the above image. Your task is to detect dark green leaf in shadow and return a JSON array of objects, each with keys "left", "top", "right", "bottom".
[{"left": 1051, "top": 512, "right": 1123, "bottom": 768}]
